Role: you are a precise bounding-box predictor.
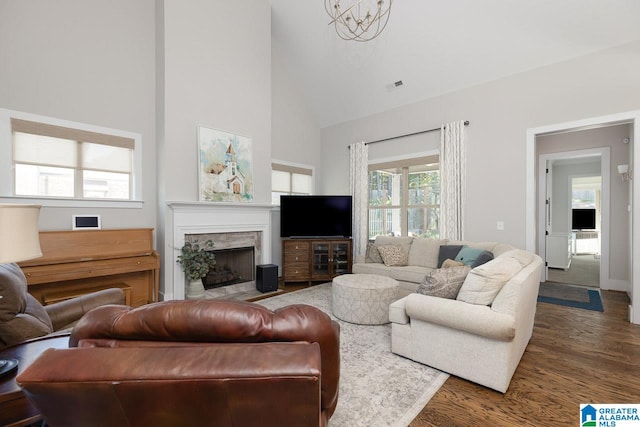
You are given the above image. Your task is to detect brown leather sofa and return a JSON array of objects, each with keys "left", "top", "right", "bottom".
[
  {"left": 0, "top": 263, "right": 125, "bottom": 348},
  {"left": 17, "top": 299, "right": 341, "bottom": 427}
]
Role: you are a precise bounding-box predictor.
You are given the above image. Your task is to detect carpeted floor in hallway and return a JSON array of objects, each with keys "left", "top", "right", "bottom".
[{"left": 547, "top": 254, "right": 599, "bottom": 287}]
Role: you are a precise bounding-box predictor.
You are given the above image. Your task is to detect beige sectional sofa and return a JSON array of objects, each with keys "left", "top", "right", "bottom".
[
  {"left": 353, "top": 236, "right": 543, "bottom": 393},
  {"left": 353, "top": 236, "right": 516, "bottom": 298}
]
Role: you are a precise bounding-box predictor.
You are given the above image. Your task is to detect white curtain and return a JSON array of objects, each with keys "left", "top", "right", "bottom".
[
  {"left": 350, "top": 141, "right": 369, "bottom": 260},
  {"left": 439, "top": 121, "right": 466, "bottom": 240}
]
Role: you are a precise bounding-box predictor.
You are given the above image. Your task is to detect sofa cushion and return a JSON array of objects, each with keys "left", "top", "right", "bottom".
[
  {"left": 456, "top": 256, "right": 523, "bottom": 305},
  {"left": 388, "top": 266, "right": 433, "bottom": 284},
  {"left": 378, "top": 245, "right": 408, "bottom": 267},
  {"left": 364, "top": 243, "right": 383, "bottom": 264},
  {"left": 352, "top": 262, "right": 391, "bottom": 277},
  {"left": 437, "top": 245, "right": 463, "bottom": 268},
  {"left": 408, "top": 238, "right": 447, "bottom": 269},
  {"left": 416, "top": 265, "right": 472, "bottom": 299}
]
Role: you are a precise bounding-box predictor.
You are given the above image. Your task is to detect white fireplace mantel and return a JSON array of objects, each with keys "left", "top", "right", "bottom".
[{"left": 167, "top": 201, "right": 273, "bottom": 300}]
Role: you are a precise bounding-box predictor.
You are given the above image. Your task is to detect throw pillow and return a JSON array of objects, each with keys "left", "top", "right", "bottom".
[
  {"left": 437, "top": 245, "right": 463, "bottom": 268},
  {"left": 365, "top": 243, "right": 383, "bottom": 264},
  {"left": 415, "top": 265, "right": 472, "bottom": 299},
  {"left": 471, "top": 250, "right": 494, "bottom": 268},
  {"left": 456, "top": 256, "right": 523, "bottom": 305},
  {"left": 454, "top": 246, "right": 488, "bottom": 266},
  {"left": 441, "top": 259, "right": 464, "bottom": 268},
  {"left": 377, "top": 245, "right": 408, "bottom": 267},
  {"left": 374, "top": 236, "right": 413, "bottom": 259}
]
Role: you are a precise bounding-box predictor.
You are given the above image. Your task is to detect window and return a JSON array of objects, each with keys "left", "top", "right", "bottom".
[
  {"left": 0, "top": 109, "right": 141, "bottom": 205},
  {"left": 572, "top": 188, "right": 597, "bottom": 209},
  {"left": 368, "top": 155, "right": 440, "bottom": 239},
  {"left": 271, "top": 162, "right": 313, "bottom": 205}
]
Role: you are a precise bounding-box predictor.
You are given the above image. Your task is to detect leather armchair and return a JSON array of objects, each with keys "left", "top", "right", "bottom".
[
  {"left": 17, "top": 299, "right": 341, "bottom": 427},
  {"left": 0, "top": 263, "right": 126, "bottom": 348}
]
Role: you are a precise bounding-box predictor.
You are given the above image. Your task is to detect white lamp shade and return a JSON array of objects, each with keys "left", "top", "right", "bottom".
[
  {"left": 0, "top": 204, "right": 42, "bottom": 263},
  {"left": 618, "top": 164, "right": 629, "bottom": 174}
]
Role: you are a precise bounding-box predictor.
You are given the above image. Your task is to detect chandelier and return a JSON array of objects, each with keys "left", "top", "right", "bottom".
[{"left": 325, "top": 0, "right": 393, "bottom": 42}]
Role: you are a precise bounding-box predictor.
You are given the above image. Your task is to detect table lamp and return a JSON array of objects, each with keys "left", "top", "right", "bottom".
[{"left": 0, "top": 204, "right": 42, "bottom": 377}]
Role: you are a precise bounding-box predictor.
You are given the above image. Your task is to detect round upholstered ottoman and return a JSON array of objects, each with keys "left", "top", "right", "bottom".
[{"left": 331, "top": 274, "right": 399, "bottom": 325}]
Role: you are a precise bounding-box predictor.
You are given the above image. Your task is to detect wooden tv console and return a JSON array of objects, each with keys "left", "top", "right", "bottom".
[
  {"left": 281, "top": 237, "right": 352, "bottom": 286},
  {"left": 18, "top": 228, "right": 160, "bottom": 308}
]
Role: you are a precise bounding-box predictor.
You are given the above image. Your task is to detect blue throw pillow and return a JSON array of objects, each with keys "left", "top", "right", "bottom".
[
  {"left": 471, "top": 250, "right": 494, "bottom": 268},
  {"left": 454, "top": 246, "right": 488, "bottom": 267}
]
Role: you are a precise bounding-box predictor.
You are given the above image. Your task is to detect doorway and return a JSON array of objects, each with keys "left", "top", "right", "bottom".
[
  {"left": 539, "top": 149, "right": 607, "bottom": 288},
  {"left": 546, "top": 165, "right": 602, "bottom": 288},
  {"left": 526, "top": 111, "right": 638, "bottom": 324}
]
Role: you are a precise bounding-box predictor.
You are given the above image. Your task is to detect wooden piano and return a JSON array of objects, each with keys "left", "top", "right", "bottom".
[{"left": 18, "top": 228, "right": 159, "bottom": 307}]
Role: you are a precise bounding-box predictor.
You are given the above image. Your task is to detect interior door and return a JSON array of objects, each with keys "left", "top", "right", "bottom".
[{"left": 543, "top": 160, "right": 552, "bottom": 281}]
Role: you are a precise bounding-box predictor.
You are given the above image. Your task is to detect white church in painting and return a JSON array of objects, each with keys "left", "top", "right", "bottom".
[{"left": 206, "top": 143, "right": 246, "bottom": 195}]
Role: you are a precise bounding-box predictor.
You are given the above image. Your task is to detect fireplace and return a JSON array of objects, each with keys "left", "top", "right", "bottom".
[
  {"left": 204, "top": 247, "right": 255, "bottom": 289},
  {"left": 185, "top": 230, "right": 262, "bottom": 297},
  {"left": 167, "top": 202, "right": 273, "bottom": 301}
]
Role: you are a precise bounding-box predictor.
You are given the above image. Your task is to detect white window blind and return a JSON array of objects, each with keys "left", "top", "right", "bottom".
[
  {"left": 271, "top": 162, "right": 313, "bottom": 205},
  {"left": 9, "top": 116, "right": 137, "bottom": 201}
]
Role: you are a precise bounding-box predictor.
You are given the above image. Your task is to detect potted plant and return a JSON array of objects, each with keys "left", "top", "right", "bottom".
[{"left": 177, "top": 240, "right": 216, "bottom": 299}]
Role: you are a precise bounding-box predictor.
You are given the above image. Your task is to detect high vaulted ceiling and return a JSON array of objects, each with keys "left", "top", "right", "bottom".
[{"left": 269, "top": 0, "right": 640, "bottom": 128}]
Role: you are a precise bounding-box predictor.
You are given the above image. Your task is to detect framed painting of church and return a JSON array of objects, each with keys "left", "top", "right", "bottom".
[{"left": 197, "top": 126, "right": 254, "bottom": 202}]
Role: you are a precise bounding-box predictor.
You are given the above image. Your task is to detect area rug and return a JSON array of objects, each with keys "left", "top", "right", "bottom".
[
  {"left": 256, "top": 283, "right": 448, "bottom": 427},
  {"left": 538, "top": 282, "right": 604, "bottom": 312}
]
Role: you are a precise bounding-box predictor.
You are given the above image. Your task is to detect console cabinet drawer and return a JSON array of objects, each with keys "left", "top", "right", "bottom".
[
  {"left": 284, "top": 241, "right": 310, "bottom": 258},
  {"left": 284, "top": 262, "right": 310, "bottom": 280}
]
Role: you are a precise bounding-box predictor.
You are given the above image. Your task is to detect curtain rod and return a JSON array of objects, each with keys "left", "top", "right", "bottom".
[{"left": 364, "top": 120, "right": 470, "bottom": 146}]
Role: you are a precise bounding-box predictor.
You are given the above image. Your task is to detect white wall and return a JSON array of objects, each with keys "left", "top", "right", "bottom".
[
  {"left": 0, "top": 0, "right": 157, "bottom": 230},
  {"left": 158, "top": 1, "right": 272, "bottom": 294},
  {"left": 271, "top": 42, "right": 322, "bottom": 178},
  {"left": 160, "top": 1, "right": 271, "bottom": 204},
  {"left": 320, "top": 40, "right": 640, "bottom": 248},
  {"left": 270, "top": 40, "right": 323, "bottom": 272}
]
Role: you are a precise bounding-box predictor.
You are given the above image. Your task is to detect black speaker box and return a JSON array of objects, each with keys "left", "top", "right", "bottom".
[{"left": 256, "top": 264, "right": 278, "bottom": 293}]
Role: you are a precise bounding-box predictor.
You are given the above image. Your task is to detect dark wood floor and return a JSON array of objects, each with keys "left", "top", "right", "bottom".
[{"left": 410, "top": 290, "right": 640, "bottom": 426}]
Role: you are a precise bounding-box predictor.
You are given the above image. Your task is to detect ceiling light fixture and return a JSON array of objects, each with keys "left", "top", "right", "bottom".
[{"left": 325, "top": 0, "right": 392, "bottom": 42}]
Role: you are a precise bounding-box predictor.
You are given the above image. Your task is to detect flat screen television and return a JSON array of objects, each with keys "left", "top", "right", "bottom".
[
  {"left": 572, "top": 208, "right": 596, "bottom": 231},
  {"left": 280, "top": 195, "right": 352, "bottom": 238}
]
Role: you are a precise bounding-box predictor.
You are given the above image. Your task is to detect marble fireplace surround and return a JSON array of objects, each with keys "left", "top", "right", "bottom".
[
  {"left": 167, "top": 202, "right": 273, "bottom": 300},
  {"left": 187, "top": 232, "right": 259, "bottom": 297}
]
